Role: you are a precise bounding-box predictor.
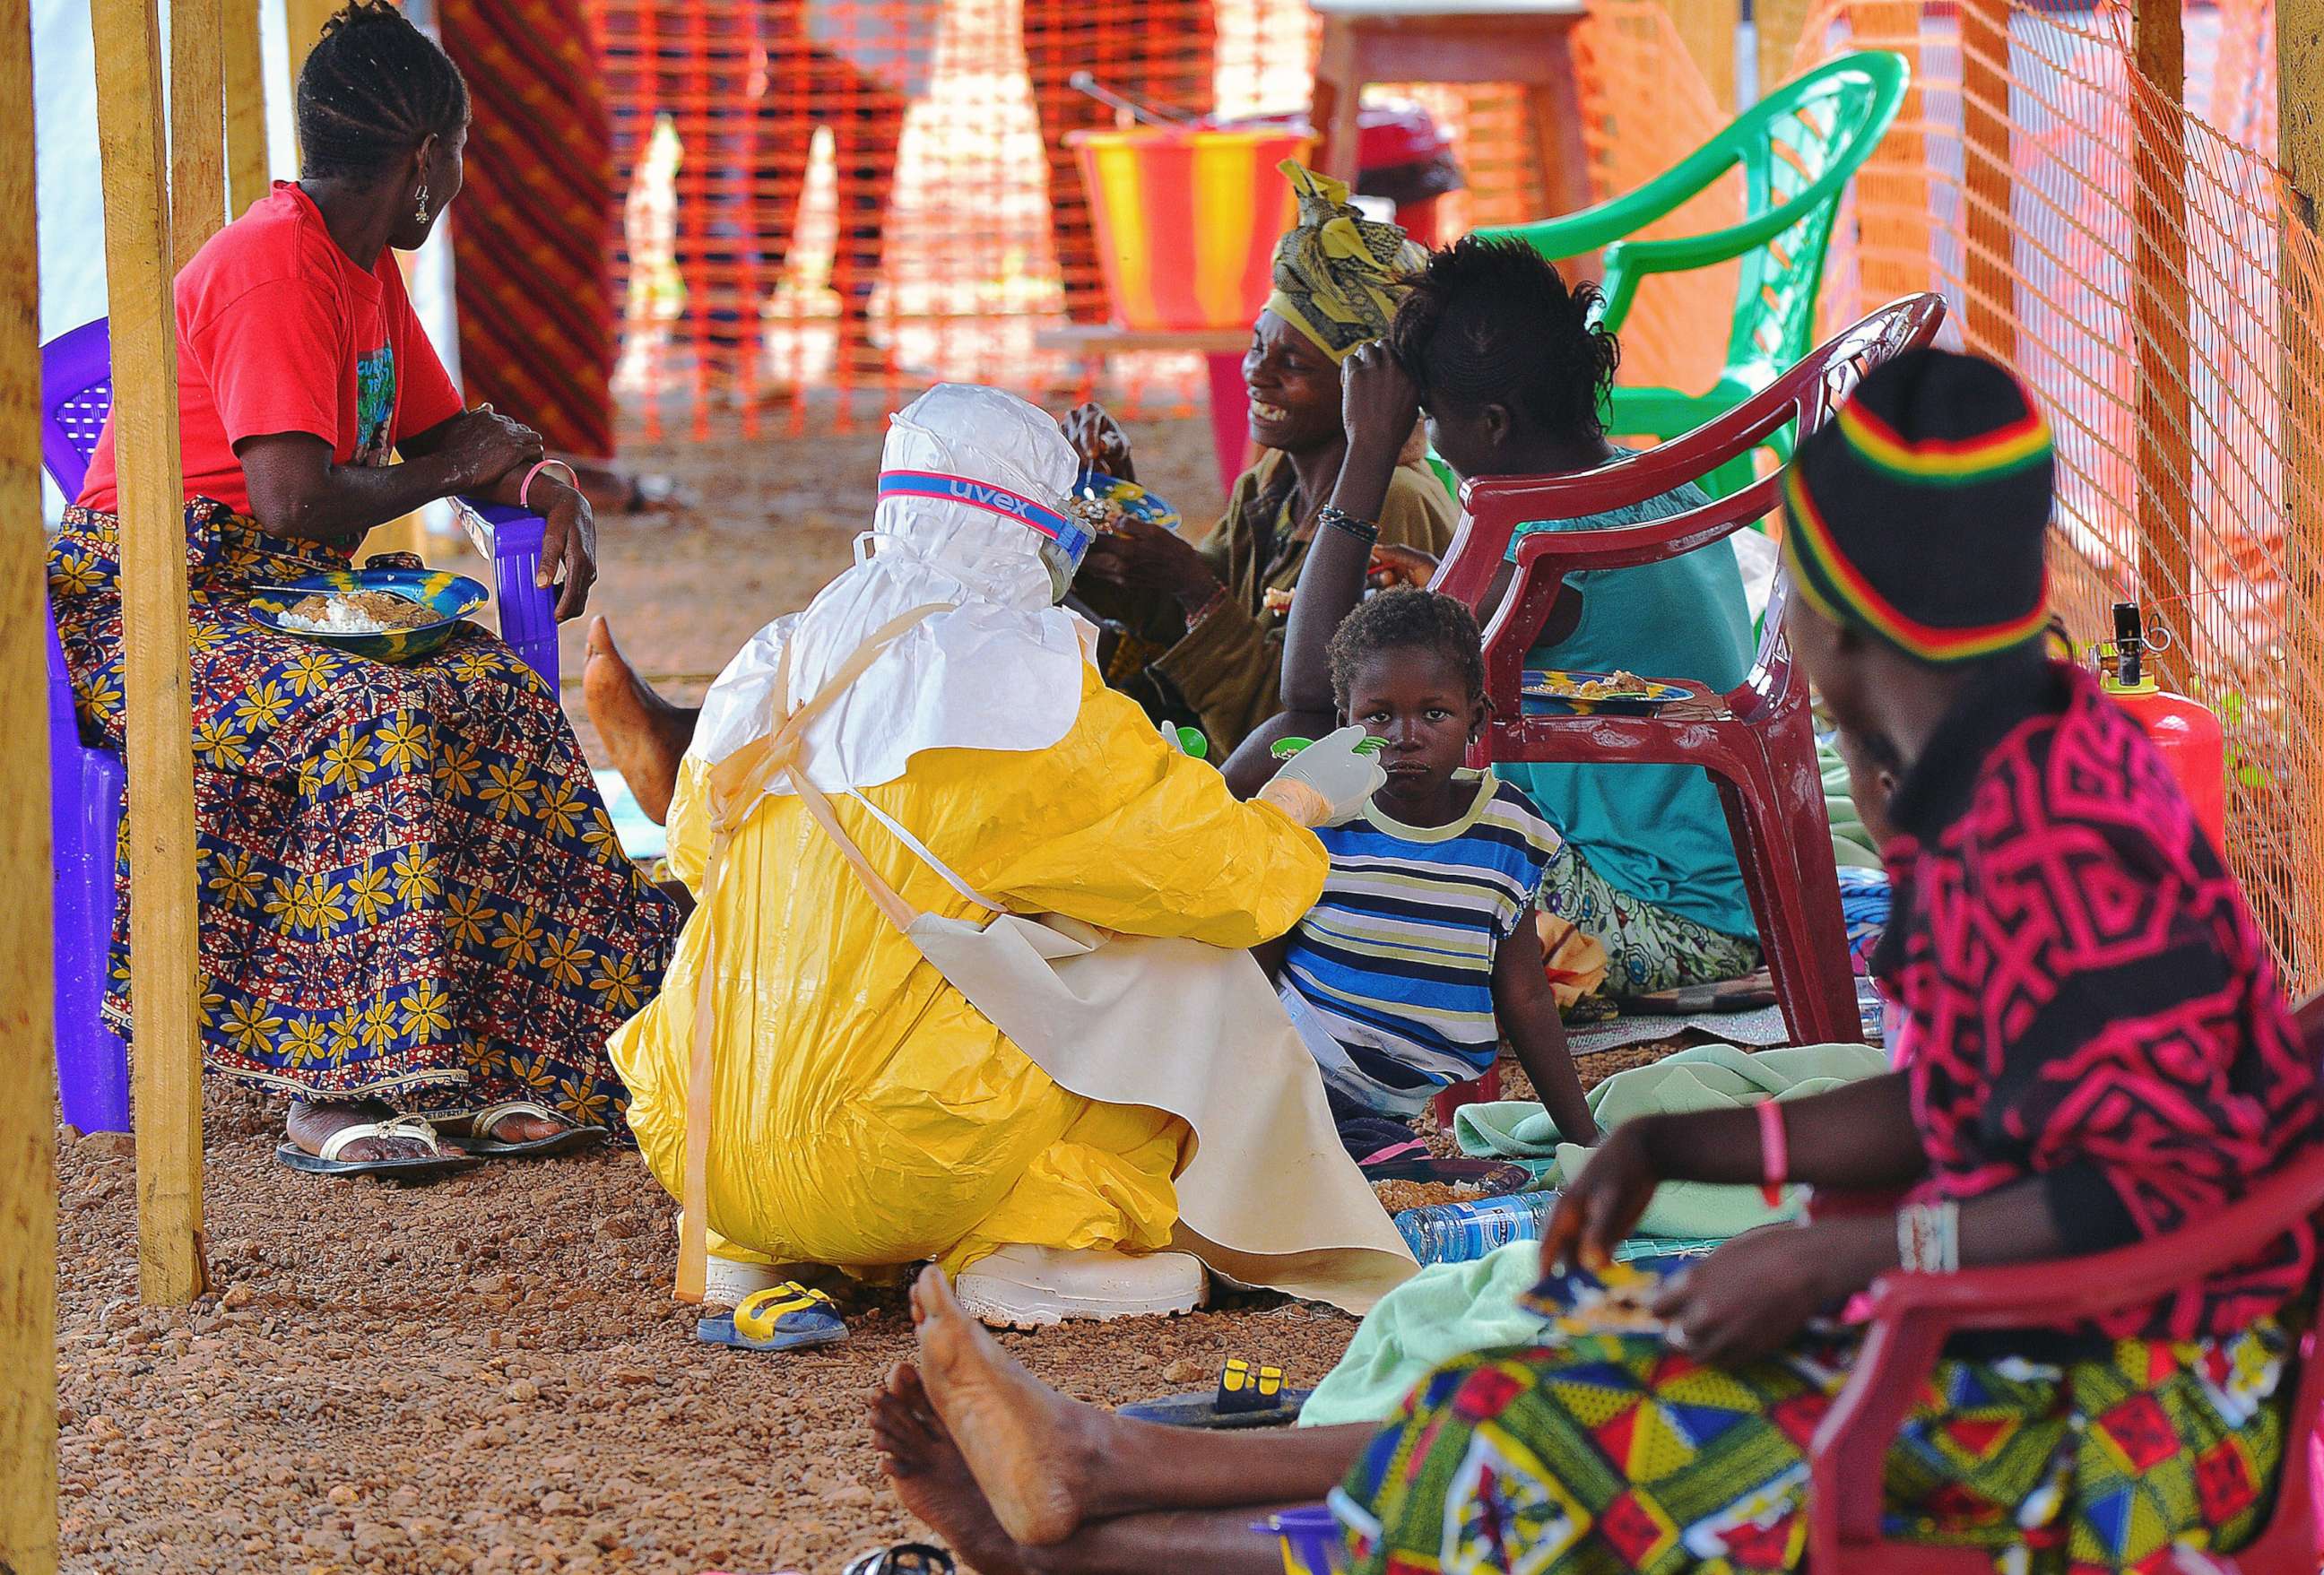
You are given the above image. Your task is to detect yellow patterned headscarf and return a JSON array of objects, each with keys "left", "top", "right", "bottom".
[{"left": 1263, "top": 160, "right": 1430, "bottom": 362}]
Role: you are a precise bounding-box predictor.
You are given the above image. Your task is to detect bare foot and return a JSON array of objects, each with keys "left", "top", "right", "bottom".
[
  {"left": 451, "top": 1108, "right": 574, "bottom": 1147},
  {"left": 581, "top": 617, "right": 696, "bottom": 825},
  {"left": 284, "top": 1100, "right": 438, "bottom": 1164},
  {"left": 908, "top": 1267, "right": 1104, "bottom": 1546},
  {"left": 872, "top": 1365, "right": 1036, "bottom": 1575}
]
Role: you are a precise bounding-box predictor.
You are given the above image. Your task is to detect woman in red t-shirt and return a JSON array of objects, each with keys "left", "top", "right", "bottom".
[{"left": 49, "top": 0, "right": 677, "bottom": 1178}]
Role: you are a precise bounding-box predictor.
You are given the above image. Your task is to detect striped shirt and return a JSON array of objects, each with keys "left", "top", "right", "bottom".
[{"left": 1279, "top": 773, "right": 1560, "bottom": 1115}]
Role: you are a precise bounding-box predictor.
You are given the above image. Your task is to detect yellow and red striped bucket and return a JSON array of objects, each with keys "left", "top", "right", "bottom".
[{"left": 1067, "top": 125, "right": 1315, "bottom": 333}]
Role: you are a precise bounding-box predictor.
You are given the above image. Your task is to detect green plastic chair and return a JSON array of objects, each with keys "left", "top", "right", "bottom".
[{"left": 1472, "top": 50, "right": 1910, "bottom": 498}]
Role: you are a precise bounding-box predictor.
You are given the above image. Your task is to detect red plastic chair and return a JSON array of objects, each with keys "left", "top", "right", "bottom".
[
  {"left": 1431, "top": 1064, "right": 1500, "bottom": 1129},
  {"left": 1428, "top": 293, "right": 1947, "bottom": 1046},
  {"left": 1808, "top": 999, "right": 2324, "bottom": 1573}
]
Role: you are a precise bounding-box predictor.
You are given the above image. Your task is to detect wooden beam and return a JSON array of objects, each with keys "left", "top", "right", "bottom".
[
  {"left": 1959, "top": 0, "right": 2016, "bottom": 363},
  {"left": 1847, "top": 0, "right": 1933, "bottom": 309},
  {"left": 1756, "top": 0, "right": 1814, "bottom": 98},
  {"left": 91, "top": 0, "right": 211, "bottom": 1308},
  {"left": 2131, "top": 0, "right": 2191, "bottom": 686},
  {"left": 283, "top": 0, "right": 337, "bottom": 162},
  {"left": 2282, "top": 0, "right": 2324, "bottom": 983},
  {"left": 169, "top": 0, "right": 226, "bottom": 272},
  {"left": 221, "top": 0, "right": 269, "bottom": 216},
  {"left": 1659, "top": 0, "right": 1738, "bottom": 112},
  {"left": 0, "top": 0, "right": 57, "bottom": 1558}
]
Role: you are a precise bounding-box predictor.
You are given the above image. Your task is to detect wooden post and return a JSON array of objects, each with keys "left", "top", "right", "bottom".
[
  {"left": 283, "top": 0, "right": 336, "bottom": 140},
  {"left": 1959, "top": 0, "right": 2017, "bottom": 363},
  {"left": 169, "top": 0, "right": 226, "bottom": 272},
  {"left": 1660, "top": 0, "right": 1739, "bottom": 112},
  {"left": 2131, "top": 0, "right": 2191, "bottom": 685},
  {"left": 281, "top": 0, "right": 430, "bottom": 561},
  {"left": 1848, "top": 0, "right": 1934, "bottom": 310},
  {"left": 222, "top": 0, "right": 269, "bottom": 215},
  {"left": 2281, "top": 0, "right": 2324, "bottom": 985},
  {"left": 1756, "top": 0, "right": 1815, "bottom": 97},
  {"left": 0, "top": 0, "right": 57, "bottom": 1559},
  {"left": 91, "top": 0, "right": 211, "bottom": 1308}
]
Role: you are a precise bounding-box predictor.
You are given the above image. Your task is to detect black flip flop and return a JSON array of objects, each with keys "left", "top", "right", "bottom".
[
  {"left": 1119, "top": 1356, "right": 1314, "bottom": 1430},
  {"left": 273, "top": 1114, "right": 483, "bottom": 1181}
]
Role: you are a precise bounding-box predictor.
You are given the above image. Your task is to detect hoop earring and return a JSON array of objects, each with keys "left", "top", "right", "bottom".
[{"left": 412, "top": 184, "right": 430, "bottom": 224}]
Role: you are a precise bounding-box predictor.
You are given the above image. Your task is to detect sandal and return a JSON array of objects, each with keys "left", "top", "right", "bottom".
[
  {"left": 273, "top": 1112, "right": 483, "bottom": 1181},
  {"left": 693, "top": 1282, "right": 849, "bottom": 1354},
  {"left": 844, "top": 1544, "right": 955, "bottom": 1575},
  {"left": 445, "top": 1101, "right": 604, "bottom": 1159},
  {"left": 1119, "top": 1355, "right": 1314, "bottom": 1431}
]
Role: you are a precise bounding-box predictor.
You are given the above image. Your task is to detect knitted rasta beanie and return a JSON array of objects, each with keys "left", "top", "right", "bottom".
[{"left": 1782, "top": 347, "right": 2053, "bottom": 663}]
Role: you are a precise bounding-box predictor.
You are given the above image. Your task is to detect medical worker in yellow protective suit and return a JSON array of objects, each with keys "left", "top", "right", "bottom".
[{"left": 609, "top": 384, "right": 1412, "bottom": 1328}]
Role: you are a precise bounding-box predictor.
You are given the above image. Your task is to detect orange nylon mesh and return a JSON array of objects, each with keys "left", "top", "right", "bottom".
[
  {"left": 1795, "top": 0, "right": 2316, "bottom": 984},
  {"left": 588, "top": 0, "right": 1649, "bottom": 437},
  {"left": 585, "top": 0, "right": 2319, "bottom": 982}
]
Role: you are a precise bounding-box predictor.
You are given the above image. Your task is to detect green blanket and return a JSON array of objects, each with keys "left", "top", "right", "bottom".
[
  {"left": 1823, "top": 736, "right": 1884, "bottom": 870},
  {"left": 1301, "top": 1041, "right": 1889, "bottom": 1428},
  {"left": 1452, "top": 1041, "right": 1889, "bottom": 1241}
]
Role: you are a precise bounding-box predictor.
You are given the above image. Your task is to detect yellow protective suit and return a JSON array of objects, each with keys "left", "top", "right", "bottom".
[{"left": 608, "top": 663, "right": 1330, "bottom": 1276}]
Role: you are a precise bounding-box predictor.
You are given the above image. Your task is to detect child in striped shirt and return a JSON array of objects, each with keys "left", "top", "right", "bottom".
[{"left": 1255, "top": 589, "right": 1599, "bottom": 1143}]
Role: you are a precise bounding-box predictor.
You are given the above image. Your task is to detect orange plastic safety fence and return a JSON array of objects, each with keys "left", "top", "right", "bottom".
[
  {"left": 585, "top": 0, "right": 1651, "bottom": 440},
  {"left": 1793, "top": 0, "right": 2321, "bottom": 986}
]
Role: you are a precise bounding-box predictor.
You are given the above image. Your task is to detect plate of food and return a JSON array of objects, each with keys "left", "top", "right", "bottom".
[
  {"left": 1522, "top": 669, "right": 1689, "bottom": 715},
  {"left": 246, "top": 568, "right": 489, "bottom": 663},
  {"left": 1075, "top": 471, "right": 1183, "bottom": 536}
]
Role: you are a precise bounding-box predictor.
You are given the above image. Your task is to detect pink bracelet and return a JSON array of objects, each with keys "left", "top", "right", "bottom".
[
  {"left": 1757, "top": 1098, "right": 1789, "bottom": 1207},
  {"left": 519, "top": 458, "right": 578, "bottom": 509}
]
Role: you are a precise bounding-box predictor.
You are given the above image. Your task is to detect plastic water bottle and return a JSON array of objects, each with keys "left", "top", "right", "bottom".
[{"left": 1394, "top": 1192, "right": 1558, "bottom": 1265}]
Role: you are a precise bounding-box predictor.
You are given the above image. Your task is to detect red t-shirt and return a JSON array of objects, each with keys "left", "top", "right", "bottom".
[{"left": 78, "top": 181, "right": 465, "bottom": 517}]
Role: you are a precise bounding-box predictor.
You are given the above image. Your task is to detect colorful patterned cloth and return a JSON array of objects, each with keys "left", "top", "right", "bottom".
[
  {"left": 1878, "top": 660, "right": 2320, "bottom": 1342},
  {"left": 1835, "top": 865, "right": 1889, "bottom": 974},
  {"left": 438, "top": 0, "right": 620, "bottom": 457},
  {"left": 1263, "top": 161, "right": 1431, "bottom": 362},
  {"left": 48, "top": 502, "right": 679, "bottom": 1129},
  {"left": 1336, "top": 1305, "right": 2294, "bottom": 1575},
  {"left": 1536, "top": 835, "right": 1762, "bottom": 1000}
]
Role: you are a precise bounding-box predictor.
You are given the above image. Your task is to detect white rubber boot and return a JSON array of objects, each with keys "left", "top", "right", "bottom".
[
  {"left": 952, "top": 1244, "right": 1208, "bottom": 1328},
  {"left": 673, "top": 1211, "right": 789, "bottom": 1308},
  {"left": 703, "top": 1253, "right": 785, "bottom": 1309}
]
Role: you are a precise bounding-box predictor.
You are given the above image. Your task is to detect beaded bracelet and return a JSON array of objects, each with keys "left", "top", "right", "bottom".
[
  {"left": 1317, "top": 504, "right": 1380, "bottom": 547},
  {"left": 1896, "top": 1199, "right": 1960, "bottom": 1274},
  {"left": 1756, "top": 1098, "right": 1788, "bottom": 1207}
]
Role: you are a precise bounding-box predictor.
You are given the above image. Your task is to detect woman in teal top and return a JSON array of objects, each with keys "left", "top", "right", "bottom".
[{"left": 1387, "top": 238, "right": 1763, "bottom": 1001}]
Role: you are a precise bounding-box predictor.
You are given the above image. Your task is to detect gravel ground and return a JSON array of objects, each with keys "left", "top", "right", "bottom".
[
  {"left": 53, "top": 1041, "right": 1681, "bottom": 1574},
  {"left": 53, "top": 1085, "right": 1367, "bottom": 1575},
  {"left": 51, "top": 412, "right": 1691, "bottom": 1573}
]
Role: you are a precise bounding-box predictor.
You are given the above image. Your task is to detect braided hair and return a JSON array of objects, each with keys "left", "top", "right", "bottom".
[
  {"left": 1326, "top": 587, "right": 1487, "bottom": 712},
  {"left": 1389, "top": 237, "right": 1620, "bottom": 443},
  {"left": 296, "top": 0, "right": 470, "bottom": 183}
]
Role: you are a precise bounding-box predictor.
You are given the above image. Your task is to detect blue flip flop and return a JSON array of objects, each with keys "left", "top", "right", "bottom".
[{"left": 693, "top": 1282, "right": 848, "bottom": 1354}]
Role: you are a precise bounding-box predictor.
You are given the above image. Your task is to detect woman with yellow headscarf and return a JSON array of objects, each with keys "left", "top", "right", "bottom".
[{"left": 1068, "top": 162, "right": 1456, "bottom": 757}]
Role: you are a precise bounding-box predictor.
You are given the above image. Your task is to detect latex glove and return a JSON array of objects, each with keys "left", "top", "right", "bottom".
[
  {"left": 1158, "top": 718, "right": 1210, "bottom": 760},
  {"left": 1257, "top": 724, "right": 1386, "bottom": 826}
]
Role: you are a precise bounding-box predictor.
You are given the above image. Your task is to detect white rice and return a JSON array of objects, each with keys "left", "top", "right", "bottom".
[{"left": 277, "top": 595, "right": 401, "bottom": 636}]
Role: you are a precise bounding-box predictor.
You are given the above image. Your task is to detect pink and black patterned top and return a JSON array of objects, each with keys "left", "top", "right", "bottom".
[{"left": 1874, "top": 660, "right": 2320, "bottom": 1342}]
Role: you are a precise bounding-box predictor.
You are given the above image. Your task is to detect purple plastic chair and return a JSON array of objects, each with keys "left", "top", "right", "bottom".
[{"left": 38, "top": 317, "right": 564, "bottom": 1132}]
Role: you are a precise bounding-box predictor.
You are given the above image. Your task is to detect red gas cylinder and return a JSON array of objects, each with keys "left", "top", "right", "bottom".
[{"left": 2101, "top": 601, "right": 2227, "bottom": 854}]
